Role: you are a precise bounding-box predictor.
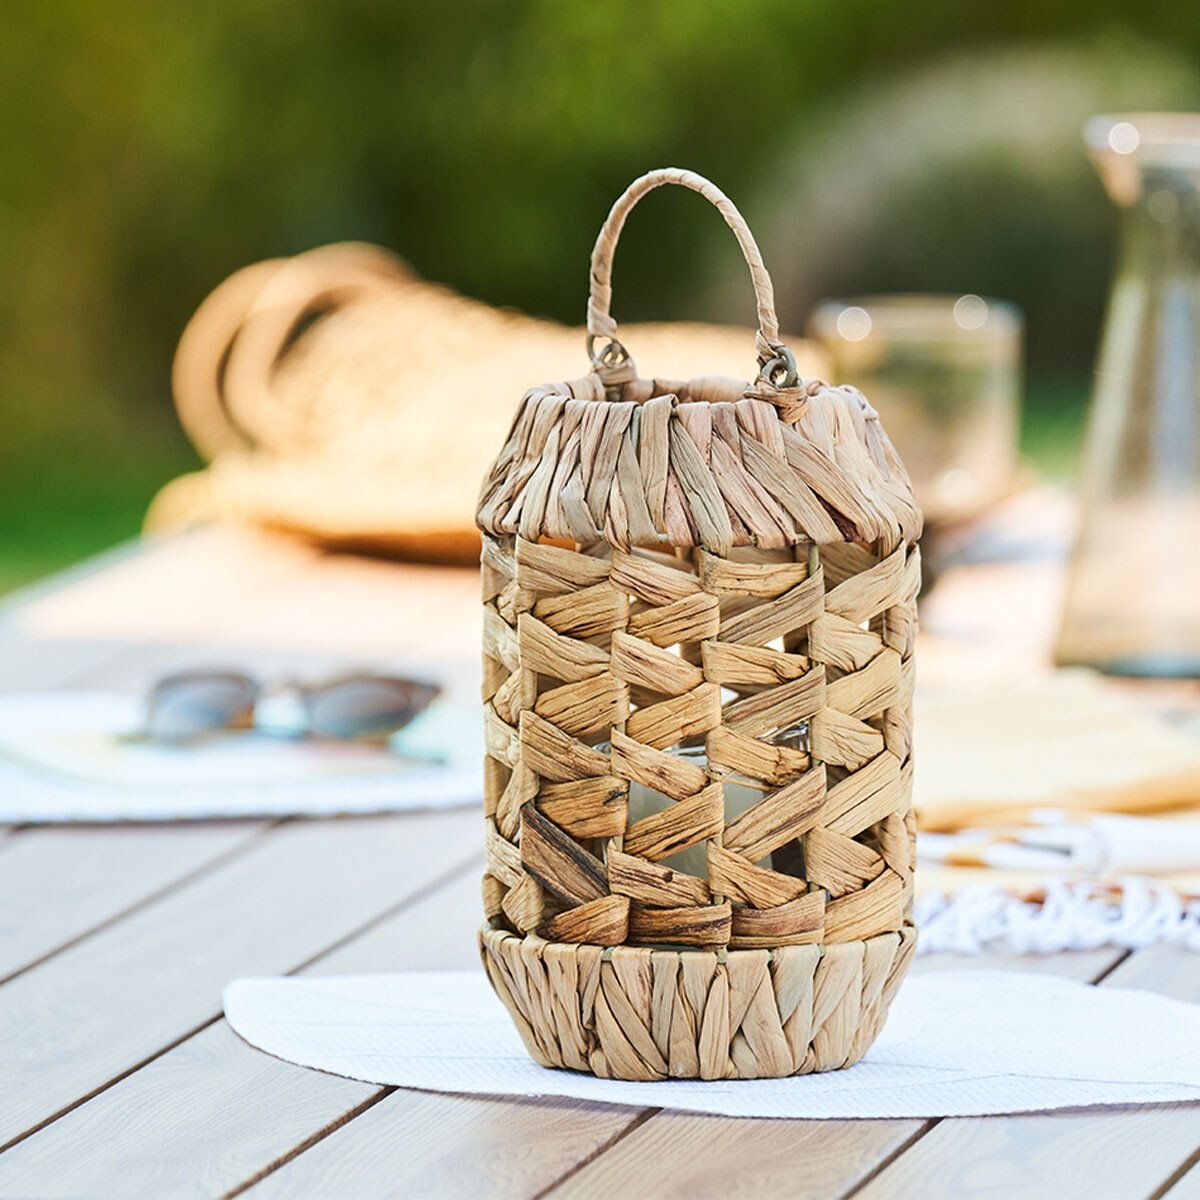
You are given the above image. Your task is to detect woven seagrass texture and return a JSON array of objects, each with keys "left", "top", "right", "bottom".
[
  {"left": 149, "top": 240, "right": 824, "bottom": 565},
  {"left": 477, "top": 168, "right": 921, "bottom": 1080},
  {"left": 481, "top": 927, "right": 916, "bottom": 1080}
]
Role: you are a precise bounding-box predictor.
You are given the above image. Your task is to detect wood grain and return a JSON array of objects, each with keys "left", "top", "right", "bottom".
[
  {"left": 0, "top": 809, "right": 479, "bottom": 1148},
  {"left": 856, "top": 1106, "right": 1200, "bottom": 1200},
  {"left": 0, "top": 864, "right": 641, "bottom": 1200},
  {"left": 301, "top": 885, "right": 643, "bottom": 1197},
  {"left": 0, "top": 1019, "right": 374, "bottom": 1200},
  {"left": 240, "top": 870, "right": 644, "bottom": 1199},
  {"left": 549, "top": 1113, "right": 924, "bottom": 1200},
  {"left": 246, "top": 1091, "right": 639, "bottom": 1200},
  {"left": 856, "top": 947, "right": 1200, "bottom": 1200},
  {"left": 0, "top": 532, "right": 491, "bottom": 1196},
  {"left": 311, "top": 864, "right": 485, "bottom": 974},
  {"left": 0, "top": 859, "right": 486, "bottom": 1199},
  {"left": 0, "top": 823, "right": 268, "bottom": 981},
  {"left": 1101, "top": 944, "right": 1200, "bottom": 1004}
]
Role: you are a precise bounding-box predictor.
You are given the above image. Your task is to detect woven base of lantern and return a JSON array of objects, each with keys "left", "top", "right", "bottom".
[{"left": 480, "top": 923, "right": 917, "bottom": 1080}]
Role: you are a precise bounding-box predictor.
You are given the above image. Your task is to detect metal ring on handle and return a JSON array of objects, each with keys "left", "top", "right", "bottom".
[
  {"left": 759, "top": 346, "right": 798, "bottom": 390},
  {"left": 585, "top": 333, "right": 633, "bottom": 373},
  {"left": 586, "top": 167, "right": 798, "bottom": 388}
]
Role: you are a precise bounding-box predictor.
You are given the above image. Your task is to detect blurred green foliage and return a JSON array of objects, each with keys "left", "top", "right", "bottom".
[{"left": 4, "top": 2, "right": 1200, "bottom": 587}]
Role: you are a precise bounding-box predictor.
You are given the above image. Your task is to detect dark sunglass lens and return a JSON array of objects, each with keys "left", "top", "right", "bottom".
[
  {"left": 146, "top": 675, "right": 257, "bottom": 741},
  {"left": 307, "top": 679, "right": 439, "bottom": 739}
]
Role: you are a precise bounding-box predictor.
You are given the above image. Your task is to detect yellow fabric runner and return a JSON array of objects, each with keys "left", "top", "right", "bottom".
[
  {"left": 916, "top": 670, "right": 1200, "bottom": 832},
  {"left": 914, "top": 670, "right": 1200, "bottom": 907}
]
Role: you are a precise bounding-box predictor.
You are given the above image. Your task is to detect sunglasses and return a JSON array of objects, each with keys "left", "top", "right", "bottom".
[{"left": 144, "top": 670, "right": 441, "bottom": 744}]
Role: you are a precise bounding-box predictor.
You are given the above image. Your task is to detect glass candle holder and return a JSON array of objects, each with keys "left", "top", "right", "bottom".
[
  {"left": 810, "top": 295, "right": 1023, "bottom": 526},
  {"left": 1057, "top": 114, "right": 1200, "bottom": 676},
  {"left": 624, "top": 736, "right": 809, "bottom": 881}
]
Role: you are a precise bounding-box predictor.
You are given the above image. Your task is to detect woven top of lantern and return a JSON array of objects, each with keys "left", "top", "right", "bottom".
[{"left": 477, "top": 168, "right": 922, "bottom": 556}]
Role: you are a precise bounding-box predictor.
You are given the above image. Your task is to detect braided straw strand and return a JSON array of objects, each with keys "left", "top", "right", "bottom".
[
  {"left": 477, "top": 382, "right": 922, "bottom": 555},
  {"left": 478, "top": 526, "right": 921, "bottom": 1079},
  {"left": 587, "top": 168, "right": 790, "bottom": 379}
]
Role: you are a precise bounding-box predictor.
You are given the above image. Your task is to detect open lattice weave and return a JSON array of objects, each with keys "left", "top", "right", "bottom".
[{"left": 477, "top": 167, "right": 921, "bottom": 1080}]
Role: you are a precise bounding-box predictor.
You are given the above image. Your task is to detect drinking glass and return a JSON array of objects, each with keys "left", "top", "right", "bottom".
[{"left": 810, "top": 294, "right": 1023, "bottom": 526}]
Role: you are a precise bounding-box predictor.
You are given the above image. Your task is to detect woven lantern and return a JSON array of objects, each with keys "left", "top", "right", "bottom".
[{"left": 477, "top": 169, "right": 922, "bottom": 1081}]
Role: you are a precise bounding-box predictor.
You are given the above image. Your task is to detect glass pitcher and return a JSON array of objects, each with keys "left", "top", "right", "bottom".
[{"left": 1057, "top": 113, "right": 1200, "bottom": 676}]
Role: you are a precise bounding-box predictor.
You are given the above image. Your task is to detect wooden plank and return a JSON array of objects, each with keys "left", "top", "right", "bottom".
[
  {"left": 1116, "top": 948, "right": 1200, "bottom": 1200},
  {"left": 858, "top": 1105, "right": 1200, "bottom": 1200},
  {"left": 0, "top": 823, "right": 269, "bottom": 981},
  {"left": 856, "top": 947, "right": 1200, "bottom": 1200},
  {"left": 0, "top": 858, "right": 484, "bottom": 1199},
  {"left": 0, "top": 1020, "right": 373, "bottom": 1200},
  {"left": 0, "top": 530, "right": 513, "bottom": 1196},
  {"left": 550, "top": 1114, "right": 922, "bottom": 1200},
  {"left": 309, "top": 855, "right": 485, "bottom": 974},
  {"left": 0, "top": 864, "right": 639, "bottom": 1200},
  {"left": 552, "top": 950, "right": 1125, "bottom": 1200},
  {"left": 11, "top": 530, "right": 1194, "bottom": 1199},
  {"left": 0, "top": 809, "right": 480, "bottom": 1149},
  {"left": 1102, "top": 943, "right": 1200, "bottom": 1004},
  {"left": 283, "top": 947, "right": 1155, "bottom": 1200},
  {"left": 245, "top": 1091, "right": 644, "bottom": 1200}
]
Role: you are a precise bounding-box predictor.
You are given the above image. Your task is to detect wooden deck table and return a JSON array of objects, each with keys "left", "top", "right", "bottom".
[{"left": 0, "top": 523, "right": 1198, "bottom": 1200}]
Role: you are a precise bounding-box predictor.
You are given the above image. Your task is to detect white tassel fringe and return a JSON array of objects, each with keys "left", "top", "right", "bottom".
[{"left": 914, "top": 877, "right": 1200, "bottom": 956}]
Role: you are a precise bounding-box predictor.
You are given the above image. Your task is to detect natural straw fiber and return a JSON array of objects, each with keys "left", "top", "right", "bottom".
[
  {"left": 149, "top": 244, "right": 826, "bottom": 565},
  {"left": 477, "top": 169, "right": 922, "bottom": 1080}
]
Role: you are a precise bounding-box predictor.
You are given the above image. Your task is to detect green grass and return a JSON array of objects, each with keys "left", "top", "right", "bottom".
[
  {"left": 0, "top": 403, "right": 201, "bottom": 596},
  {"left": 0, "top": 500, "right": 156, "bottom": 595},
  {"left": 1019, "top": 374, "right": 1090, "bottom": 482}
]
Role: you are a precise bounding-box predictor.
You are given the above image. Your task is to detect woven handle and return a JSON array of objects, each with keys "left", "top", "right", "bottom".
[{"left": 586, "top": 167, "right": 797, "bottom": 388}]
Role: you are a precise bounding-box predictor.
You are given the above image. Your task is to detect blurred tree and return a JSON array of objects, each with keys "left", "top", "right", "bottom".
[{"left": 760, "top": 36, "right": 1200, "bottom": 376}]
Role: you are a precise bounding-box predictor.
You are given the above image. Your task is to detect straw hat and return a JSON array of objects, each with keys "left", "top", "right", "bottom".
[{"left": 148, "top": 243, "right": 828, "bottom": 564}]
